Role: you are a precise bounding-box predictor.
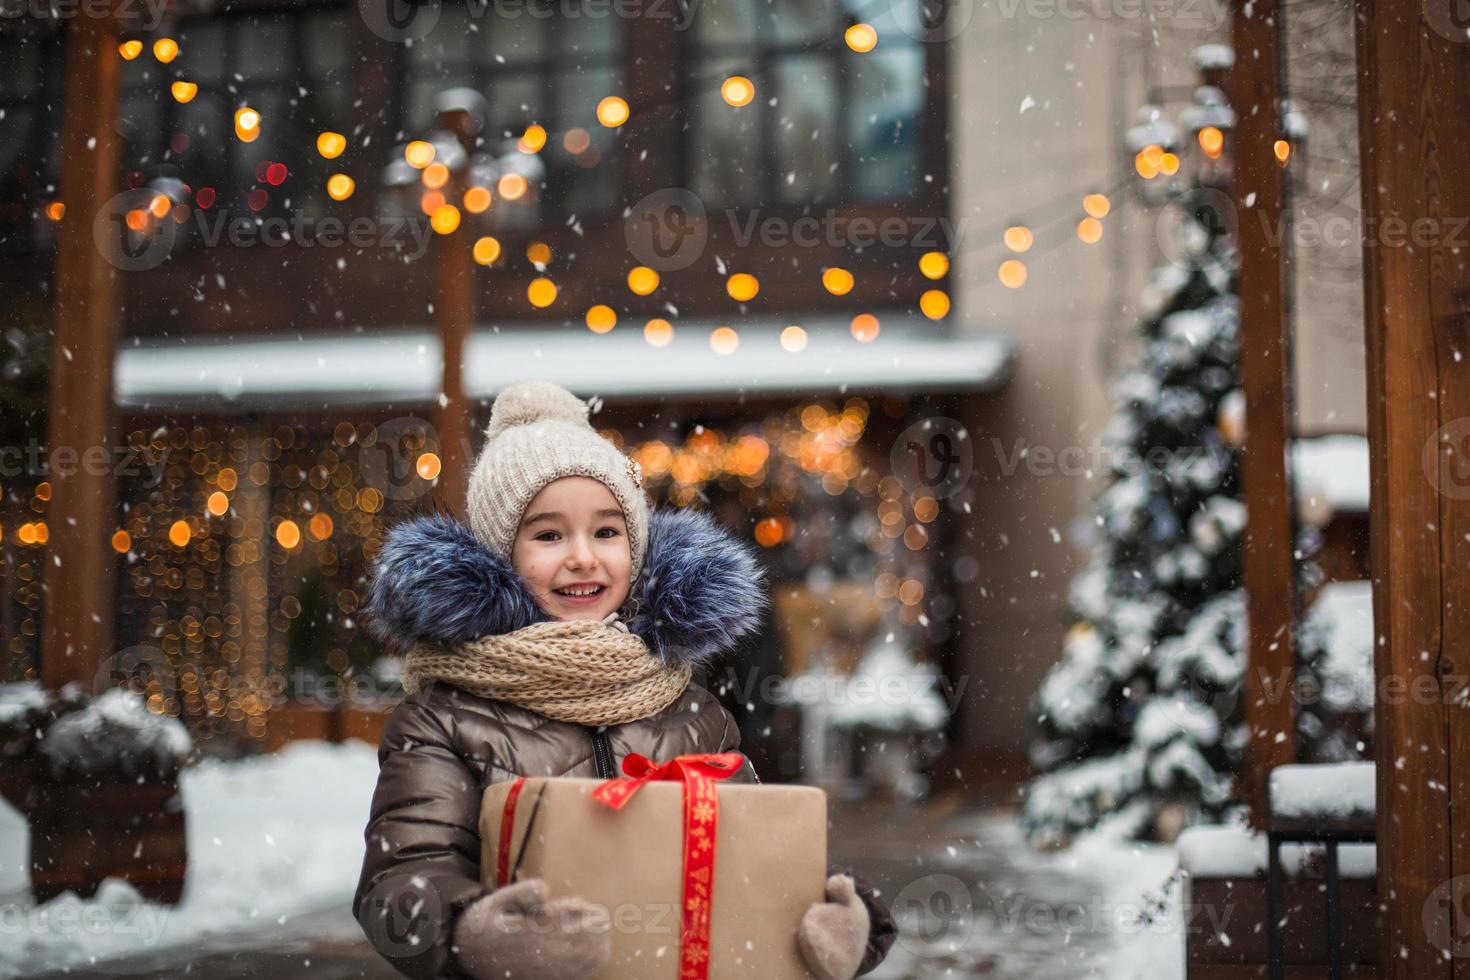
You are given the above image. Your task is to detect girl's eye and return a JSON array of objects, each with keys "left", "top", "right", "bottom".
[{"left": 534, "top": 528, "right": 619, "bottom": 541}]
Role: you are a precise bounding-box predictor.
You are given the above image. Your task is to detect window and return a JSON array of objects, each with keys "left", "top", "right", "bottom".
[
  {"left": 0, "top": 33, "right": 62, "bottom": 248},
  {"left": 404, "top": 0, "right": 625, "bottom": 218},
  {"left": 685, "top": 0, "right": 927, "bottom": 207},
  {"left": 117, "top": 6, "right": 357, "bottom": 219}
]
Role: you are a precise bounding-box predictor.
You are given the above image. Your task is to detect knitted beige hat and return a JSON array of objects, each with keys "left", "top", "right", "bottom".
[{"left": 466, "top": 380, "right": 649, "bottom": 590}]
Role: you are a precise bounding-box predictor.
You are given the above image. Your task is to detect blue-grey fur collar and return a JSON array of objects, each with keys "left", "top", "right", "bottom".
[{"left": 366, "top": 507, "right": 769, "bottom": 669}]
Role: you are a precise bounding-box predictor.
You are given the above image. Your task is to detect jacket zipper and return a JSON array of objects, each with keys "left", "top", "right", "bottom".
[{"left": 589, "top": 727, "right": 616, "bottom": 779}]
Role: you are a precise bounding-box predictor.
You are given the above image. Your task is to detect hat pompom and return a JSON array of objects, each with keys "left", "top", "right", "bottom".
[{"left": 484, "top": 379, "right": 590, "bottom": 443}]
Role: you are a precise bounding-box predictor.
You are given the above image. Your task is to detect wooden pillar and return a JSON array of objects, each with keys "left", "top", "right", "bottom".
[
  {"left": 434, "top": 215, "right": 472, "bottom": 521},
  {"left": 1355, "top": 2, "right": 1470, "bottom": 975},
  {"left": 1231, "top": 0, "right": 1298, "bottom": 828},
  {"left": 41, "top": 14, "right": 125, "bottom": 689}
]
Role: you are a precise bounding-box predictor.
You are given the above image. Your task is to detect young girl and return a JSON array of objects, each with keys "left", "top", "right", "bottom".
[{"left": 353, "top": 380, "right": 895, "bottom": 979}]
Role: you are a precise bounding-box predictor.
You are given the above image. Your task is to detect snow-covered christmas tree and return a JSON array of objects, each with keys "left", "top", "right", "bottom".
[{"left": 1022, "top": 123, "right": 1320, "bottom": 846}]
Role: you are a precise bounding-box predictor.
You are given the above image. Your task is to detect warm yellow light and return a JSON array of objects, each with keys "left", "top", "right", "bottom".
[
  {"left": 111, "top": 529, "right": 132, "bottom": 554},
  {"left": 420, "top": 190, "right": 445, "bottom": 215},
  {"left": 34, "top": 482, "right": 50, "bottom": 501},
  {"left": 645, "top": 318, "right": 673, "bottom": 346},
  {"left": 919, "top": 289, "right": 950, "bottom": 320},
  {"left": 519, "top": 124, "right": 548, "bottom": 153},
  {"left": 918, "top": 252, "right": 949, "bottom": 279},
  {"left": 1003, "top": 225, "right": 1033, "bottom": 253},
  {"left": 845, "top": 23, "right": 878, "bottom": 52},
  {"left": 119, "top": 40, "right": 143, "bottom": 60},
  {"left": 850, "top": 313, "right": 880, "bottom": 342},
  {"left": 317, "top": 132, "right": 347, "bottom": 159},
  {"left": 627, "top": 266, "right": 660, "bottom": 296},
  {"left": 754, "top": 517, "right": 784, "bottom": 548},
  {"left": 169, "top": 519, "right": 192, "bottom": 548},
  {"left": 31, "top": 522, "right": 47, "bottom": 545},
  {"left": 527, "top": 277, "right": 558, "bottom": 308},
  {"left": 326, "top": 174, "right": 356, "bottom": 201},
  {"left": 152, "top": 38, "right": 179, "bottom": 63},
  {"left": 721, "top": 76, "right": 755, "bottom": 108},
  {"left": 207, "top": 491, "right": 229, "bottom": 516},
  {"left": 148, "top": 194, "right": 171, "bottom": 219},
  {"left": 431, "top": 204, "right": 461, "bottom": 235},
  {"left": 405, "top": 141, "right": 436, "bottom": 169},
  {"left": 473, "top": 236, "right": 502, "bottom": 265},
  {"left": 1199, "top": 126, "right": 1225, "bottom": 158},
  {"left": 45, "top": 201, "right": 65, "bottom": 222},
  {"left": 16, "top": 523, "right": 36, "bottom": 546},
  {"left": 1160, "top": 152, "right": 1181, "bottom": 175},
  {"left": 309, "top": 513, "right": 335, "bottom": 541},
  {"left": 596, "top": 96, "right": 630, "bottom": 128},
  {"left": 780, "top": 325, "right": 808, "bottom": 352},
  {"left": 1274, "top": 139, "right": 1291, "bottom": 164},
  {"left": 234, "top": 107, "right": 261, "bottom": 142},
  {"left": 170, "top": 81, "right": 198, "bottom": 104},
  {"left": 498, "top": 172, "right": 528, "bottom": 201},
  {"left": 125, "top": 208, "right": 149, "bottom": 231},
  {"left": 217, "top": 467, "right": 238, "bottom": 491},
  {"left": 527, "top": 242, "right": 552, "bottom": 266},
  {"left": 999, "top": 259, "right": 1027, "bottom": 288},
  {"left": 422, "top": 161, "right": 450, "bottom": 189},
  {"left": 1135, "top": 149, "right": 1160, "bottom": 179},
  {"left": 276, "top": 520, "right": 301, "bottom": 550},
  {"left": 710, "top": 326, "right": 739, "bottom": 355},
  {"left": 1077, "top": 216, "right": 1103, "bottom": 244},
  {"left": 586, "top": 305, "right": 617, "bottom": 334},
  {"left": 726, "top": 272, "right": 759, "bottom": 302},
  {"left": 822, "top": 267, "right": 854, "bottom": 295},
  {"left": 416, "top": 452, "right": 442, "bottom": 480},
  {"left": 463, "top": 185, "right": 492, "bottom": 213},
  {"left": 1083, "top": 193, "right": 1111, "bottom": 219}
]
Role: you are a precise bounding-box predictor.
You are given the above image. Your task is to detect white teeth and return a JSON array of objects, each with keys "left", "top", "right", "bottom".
[{"left": 557, "top": 586, "right": 602, "bottom": 597}]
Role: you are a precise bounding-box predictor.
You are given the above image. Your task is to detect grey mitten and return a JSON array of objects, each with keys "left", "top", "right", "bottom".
[
  {"left": 797, "top": 874, "right": 871, "bottom": 980},
  {"left": 451, "top": 877, "right": 611, "bottom": 980}
]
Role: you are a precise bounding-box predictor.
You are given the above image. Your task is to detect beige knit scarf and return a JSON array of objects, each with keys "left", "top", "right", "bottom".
[{"left": 400, "top": 617, "right": 692, "bottom": 727}]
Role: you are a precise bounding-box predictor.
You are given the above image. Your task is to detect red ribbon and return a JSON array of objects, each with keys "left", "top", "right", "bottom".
[{"left": 592, "top": 752, "right": 745, "bottom": 980}]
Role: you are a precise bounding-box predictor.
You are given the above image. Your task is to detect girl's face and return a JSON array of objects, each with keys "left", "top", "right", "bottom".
[{"left": 511, "top": 476, "right": 632, "bottom": 622}]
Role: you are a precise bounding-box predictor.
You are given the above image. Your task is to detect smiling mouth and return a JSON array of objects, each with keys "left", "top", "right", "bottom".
[{"left": 554, "top": 585, "right": 606, "bottom": 598}]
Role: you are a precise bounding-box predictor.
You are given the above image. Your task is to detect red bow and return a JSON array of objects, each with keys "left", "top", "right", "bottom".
[{"left": 593, "top": 752, "right": 745, "bottom": 979}]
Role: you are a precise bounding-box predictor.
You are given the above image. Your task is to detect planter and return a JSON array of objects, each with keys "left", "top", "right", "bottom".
[{"left": 28, "top": 772, "right": 188, "bottom": 904}]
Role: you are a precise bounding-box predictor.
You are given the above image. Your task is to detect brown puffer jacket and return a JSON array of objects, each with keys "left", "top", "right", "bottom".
[{"left": 352, "top": 681, "right": 896, "bottom": 978}]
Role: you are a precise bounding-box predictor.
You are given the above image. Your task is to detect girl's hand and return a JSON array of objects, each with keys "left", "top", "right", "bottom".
[
  {"left": 451, "top": 878, "right": 611, "bottom": 980},
  {"left": 797, "top": 873, "right": 871, "bottom": 980}
]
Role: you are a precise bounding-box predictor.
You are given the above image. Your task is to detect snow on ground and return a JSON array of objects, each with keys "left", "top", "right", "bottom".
[
  {"left": 867, "top": 808, "right": 1183, "bottom": 980},
  {"left": 0, "top": 739, "right": 380, "bottom": 978}
]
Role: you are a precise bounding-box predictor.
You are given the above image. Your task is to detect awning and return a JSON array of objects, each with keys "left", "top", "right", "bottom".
[{"left": 114, "top": 314, "right": 1016, "bottom": 409}]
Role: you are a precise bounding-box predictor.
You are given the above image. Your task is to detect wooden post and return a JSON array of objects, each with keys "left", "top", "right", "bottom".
[
  {"left": 434, "top": 209, "right": 472, "bottom": 521},
  {"left": 1355, "top": 2, "right": 1470, "bottom": 975},
  {"left": 1231, "top": 0, "right": 1298, "bottom": 828},
  {"left": 41, "top": 12, "right": 125, "bottom": 690}
]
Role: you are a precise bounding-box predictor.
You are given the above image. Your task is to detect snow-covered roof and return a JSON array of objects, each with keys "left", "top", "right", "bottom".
[
  {"left": 1269, "top": 761, "right": 1375, "bottom": 821},
  {"left": 1294, "top": 434, "right": 1369, "bottom": 513},
  {"left": 114, "top": 316, "right": 1016, "bottom": 409},
  {"left": 1178, "top": 822, "right": 1376, "bottom": 879}
]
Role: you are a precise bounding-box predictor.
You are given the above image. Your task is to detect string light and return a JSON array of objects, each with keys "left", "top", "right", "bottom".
[
  {"left": 721, "top": 76, "right": 755, "bottom": 108},
  {"left": 822, "top": 268, "right": 854, "bottom": 295},
  {"left": 234, "top": 107, "right": 261, "bottom": 143},
  {"left": 780, "top": 326, "right": 808, "bottom": 352},
  {"left": 416, "top": 453, "right": 442, "bottom": 480},
  {"left": 919, "top": 289, "right": 950, "bottom": 320},
  {"left": 726, "top": 272, "right": 759, "bottom": 302},
  {"left": 918, "top": 252, "right": 949, "bottom": 279},
  {"left": 527, "top": 242, "right": 552, "bottom": 266},
  {"left": 1198, "top": 126, "right": 1225, "bottom": 159},
  {"left": 596, "top": 96, "right": 630, "bottom": 127},
  {"left": 431, "top": 204, "right": 461, "bottom": 235},
  {"left": 119, "top": 40, "right": 143, "bottom": 60},
  {"left": 527, "top": 277, "right": 558, "bottom": 308},
  {"left": 45, "top": 201, "right": 64, "bottom": 221},
  {"left": 152, "top": 38, "right": 179, "bottom": 63},
  {"left": 317, "top": 132, "right": 347, "bottom": 159},
  {"left": 645, "top": 318, "right": 674, "bottom": 347},
  {"left": 473, "top": 237, "right": 502, "bottom": 265},
  {"left": 1077, "top": 217, "right": 1103, "bottom": 244},
  {"left": 463, "top": 186, "right": 492, "bottom": 213},
  {"left": 710, "top": 326, "right": 739, "bottom": 355},
  {"left": 1274, "top": 139, "right": 1291, "bottom": 165},
  {"left": 850, "top": 313, "right": 880, "bottom": 342},
  {"left": 405, "top": 141, "right": 436, "bottom": 169},
  {"left": 1004, "top": 225, "right": 1033, "bottom": 253},
  {"left": 845, "top": 23, "right": 878, "bottom": 52},
  {"left": 627, "top": 266, "right": 660, "bottom": 295},
  {"left": 170, "top": 81, "right": 198, "bottom": 104},
  {"left": 519, "top": 124, "right": 548, "bottom": 153},
  {"left": 1083, "top": 193, "right": 1111, "bottom": 218},
  {"left": 498, "top": 173, "right": 528, "bottom": 200},
  {"left": 999, "top": 259, "right": 1027, "bottom": 288},
  {"left": 326, "top": 174, "right": 355, "bottom": 201},
  {"left": 586, "top": 305, "right": 617, "bottom": 333}
]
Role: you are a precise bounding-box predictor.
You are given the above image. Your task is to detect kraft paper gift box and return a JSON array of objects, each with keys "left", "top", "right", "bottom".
[{"left": 479, "top": 761, "right": 827, "bottom": 979}]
